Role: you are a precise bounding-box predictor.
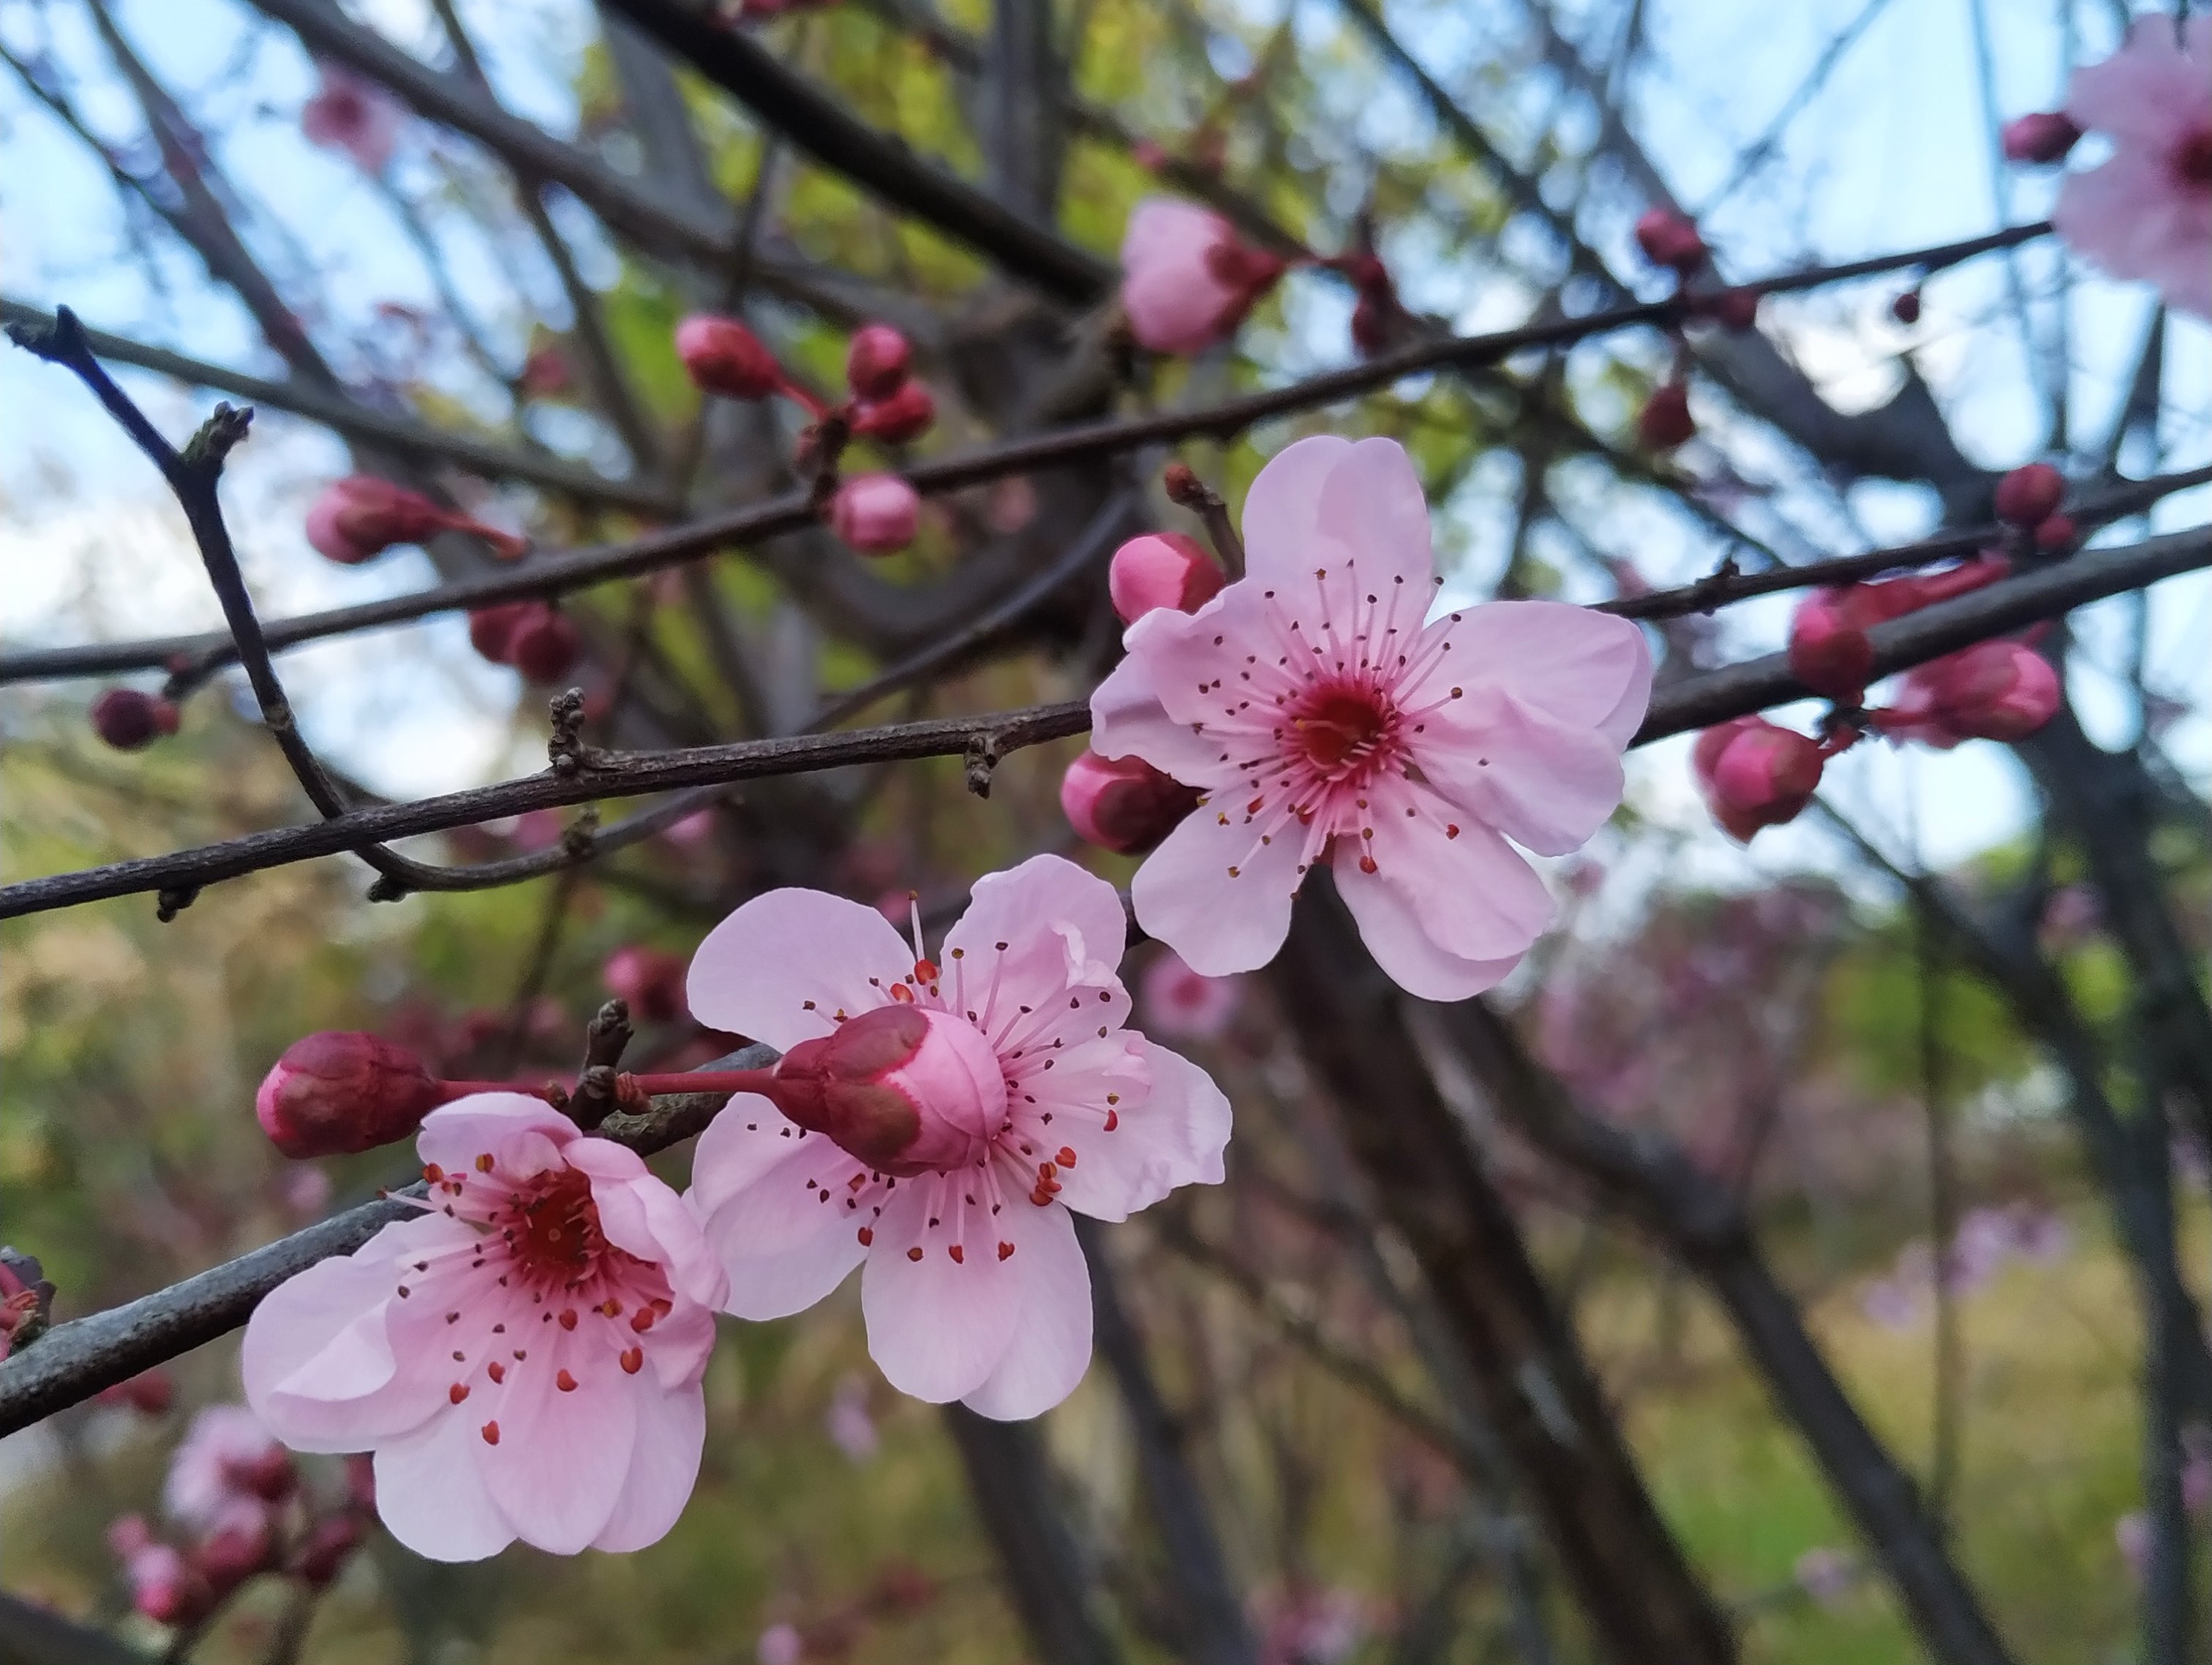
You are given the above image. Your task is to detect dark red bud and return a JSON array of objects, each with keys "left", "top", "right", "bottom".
[
  {"left": 2001, "top": 112, "right": 2083, "bottom": 165},
  {"left": 1706, "top": 288, "right": 1761, "bottom": 331},
  {"left": 1891, "top": 290, "right": 1922, "bottom": 324},
  {"left": 762, "top": 1005, "right": 930, "bottom": 1169},
  {"left": 1633, "top": 208, "right": 1707, "bottom": 272},
  {"left": 845, "top": 324, "right": 912, "bottom": 401},
  {"left": 467, "top": 601, "right": 535, "bottom": 665},
  {"left": 293, "top": 1514, "right": 367, "bottom": 1587},
  {"left": 1993, "top": 462, "right": 2064, "bottom": 527},
  {"left": 1638, "top": 383, "right": 1696, "bottom": 449},
  {"left": 256, "top": 1031, "right": 447, "bottom": 1159},
  {"left": 676, "top": 315, "right": 783, "bottom": 401},
  {"left": 506, "top": 606, "right": 582, "bottom": 683},
  {"left": 91, "top": 688, "right": 181, "bottom": 751},
  {"left": 849, "top": 380, "right": 936, "bottom": 444},
  {"left": 2034, "top": 513, "right": 2077, "bottom": 552}
]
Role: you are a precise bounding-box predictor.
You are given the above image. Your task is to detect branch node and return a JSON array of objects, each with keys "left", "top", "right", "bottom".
[
  {"left": 1162, "top": 461, "right": 1245, "bottom": 575},
  {"left": 181, "top": 402, "right": 254, "bottom": 473},
  {"left": 560, "top": 806, "right": 601, "bottom": 857},
  {"left": 568, "top": 1001, "right": 636, "bottom": 1130},
  {"left": 154, "top": 886, "right": 199, "bottom": 922},
  {"left": 3, "top": 303, "right": 85, "bottom": 364},
  {"left": 547, "top": 688, "right": 589, "bottom": 776},
  {"left": 365, "top": 875, "right": 412, "bottom": 904},
  {"left": 964, "top": 732, "right": 1001, "bottom": 799}
]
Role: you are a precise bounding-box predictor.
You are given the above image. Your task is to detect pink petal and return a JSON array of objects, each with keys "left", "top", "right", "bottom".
[
  {"left": 689, "top": 1102, "right": 872, "bottom": 1319},
  {"left": 860, "top": 1176, "right": 1023, "bottom": 1403},
  {"left": 1335, "top": 861, "right": 1524, "bottom": 1001},
  {"left": 1089, "top": 652, "right": 1232, "bottom": 781},
  {"left": 1312, "top": 437, "right": 1437, "bottom": 595},
  {"left": 1120, "top": 198, "right": 1229, "bottom": 268},
  {"left": 1360, "top": 792, "right": 1554, "bottom": 962},
  {"left": 1113, "top": 586, "right": 1282, "bottom": 737},
  {"left": 1124, "top": 267, "right": 1241, "bottom": 356},
  {"left": 687, "top": 889, "right": 911, "bottom": 1048},
  {"left": 946, "top": 854, "right": 1131, "bottom": 988},
  {"left": 959, "top": 1203, "right": 1094, "bottom": 1420},
  {"left": 1407, "top": 602, "right": 1652, "bottom": 742},
  {"left": 587, "top": 1167, "right": 729, "bottom": 1312},
  {"left": 372, "top": 1407, "right": 514, "bottom": 1562},
  {"left": 416, "top": 1093, "right": 576, "bottom": 1177},
  {"left": 1240, "top": 435, "right": 1354, "bottom": 593},
  {"left": 1129, "top": 794, "right": 1308, "bottom": 975},
  {"left": 478, "top": 1322, "right": 637, "bottom": 1555},
  {"left": 1417, "top": 688, "right": 1630, "bottom": 855},
  {"left": 592, "top": 1386, "right": 706, "bottom": 1553},
  {"left": 2066, "top": 20, "right": 2211, "bottom": 146},
  {"left": 243, "top": 1218, "right": 460, "bottom": 1451},
  {"left": 1053, "top": 1040, "right": 1230, "bottom": 1222}
]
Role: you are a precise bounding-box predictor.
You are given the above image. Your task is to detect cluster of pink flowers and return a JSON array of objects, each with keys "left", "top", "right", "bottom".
[
  {"left": 677, "top": 315, "right": 928, "bottom": 555},
  {"left": 2006, "top": 17, "right": 2210, "bottom": 318},
  {"left": 1858, "top": 1203, "right": 2071, "bottom": 1329}
]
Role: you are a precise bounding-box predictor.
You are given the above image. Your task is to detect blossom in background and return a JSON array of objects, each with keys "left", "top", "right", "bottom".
[
  {"left": 1794, "top": 1546, "right": 1854, "bottom": 1609},
  {"left": 2051, "top": 16, "right": 2211, "bottom": 317},
  {"left": 301, "top": 64, "right": 401, "bottom": 174},
  {"left": 244, "top": 1094, "right": 727, "bottom": 1560},
  {"left": 165, "top": 1406, "right": 296, "bottom": 1539},
  {"left": 1119, "top": 198, "right": 1288, "bottom": 355},
  {"left": 685, "top": 854, "right": 1232, "bottom": 1418},
  {"left": 824, "top": 1372, "right": 879, "bottom": 1462},
  {"left": 1090, "top": 436, "right": 1650, "bottom": 999},
  {"left": 1138, "top": 950, "right": 1244, "bottom": 1042},
  {"left": 1872, "top": 640, "right": 2061, "bottom": 749},
  {"left": 758, "top": 1623, "right": 805, "bottom": 1665},
  {"left": 1254, "top": 1584, "right": 1369, "bottom": 1665}
]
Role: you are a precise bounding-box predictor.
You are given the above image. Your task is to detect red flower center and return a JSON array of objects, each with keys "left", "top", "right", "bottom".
[
  {"left": 2177, "top": 127, "right": 2212, "bottom": 187},
  {"left": 1290, "top": 685, "right": 1397, "bottom": 782},
  {"left": 505, "top": 1168, "right": 607, "bottom": 1278}
]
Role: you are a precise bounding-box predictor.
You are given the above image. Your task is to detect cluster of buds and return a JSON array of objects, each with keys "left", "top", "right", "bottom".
[
  {"left": 90, "top": 688, "right": 182, "bottom": 753},
  {"left": 306, "top": 476, "right": 527, "bottom": 565},
  {"left": 1630, "top": 208, "right": 1722, "bottom": 448},
  {"left": 112, "top": 1418, "right": 374, "bottom": 1628},
  {"left": 0, "top": 1248, "right": 54, "bottom": 1363},
  {"left": 1059, "top": 527, "right": 1223, "bottom": 853},
  {"left": 466, "top": 598, "right": 582, "bottom": 683}
]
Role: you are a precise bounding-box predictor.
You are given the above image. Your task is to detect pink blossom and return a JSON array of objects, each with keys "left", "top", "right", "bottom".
[
  {"left": 825, "top": 1372, "right": 879, "bottom": 1461},
  {"left": 1060, "top": 751, "right": 1201, "bottom": 854},
  {"left": 165, "top": 1407, "right": 295, "bottom": 1538},
  {"left": 301, "top": 65, "right": 401, "bottom": 174},
  {"left": 759, "top": 1623, "right": 805, "bottom": 1665},
  {"left": 2117, "top": 1510, "right": 2151, "bottom": 1582},
  {"left": 685, "top": 854, "right": 1232, "bottom": 1418},
  {"left": 1088, "top": 437, "right": 1649, "bottom": 999},
  {"left": 830, "top": 474, "right": 921, "bottom": 555},
  {"left": 1794, "top": 1547, "right": 1854, "bottom": 1608},
  {"left": 1138, "top": 950, "right": 1244, "bottom": 1042},
  {"left": 1110, "top": 533, "right": 1224, "bottom": 625},
  {"left": 1256, "top": 1585, "right": 1368, "bottom": 1665},
  {"left": 243, "top": 1094, "right": 727, "bottom": 1560},
  {"left": 1873, "top": 640, "right": 2061, "bottom": 748},
  {"left": 2053, "top": 17, "right": 2212, "bottom": 317},
  {"left": 1119, "top": 198, "right": 1287, "bottom": 355},
  {"left": 119, "top": 1538, "right": 208, "bottom": 1626}
]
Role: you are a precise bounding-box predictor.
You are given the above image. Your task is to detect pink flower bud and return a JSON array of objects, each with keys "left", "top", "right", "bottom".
[
  {"left": 677, "top": 314, "right": 783, "bottom": 400},
  {"left": 1692, "top": 717, "right": 1825, "bottom": 841},
  {"left": 1633, "top": 208, "right": 1707, "bottom": 271},
  {"left": 306, "top": 476, "right": 524, "bottom": 564},
  {"left": 1891, "top": 290, "right": 1922, "bottom": 324},
  {"left": 293, "top": 1514, "right": 367, "bottom": 1588},
  {"left": 122, "top": 1542, "right": 208, "bottom": 1628},
  {"left": 506, "top": 606, "right": 582, "bottom": 683},
  {"left": 1787, "top": 591, "right": 1876, "bottom": 700},
  {"left": 1109, "top": 532, "right": 1224, "bottom": 624},
  {"left": 1705, "top": 287, "right": 1761, "bottom": 331},
  {"left": 761, "top": 1004, "right": 1007, "bottom": 1176},
  {"left": 1993, "top": 463, "right": 2064, "bottom": 527},
  {"left": 1873, "top": 640, "right": 2061, "bottom": 747},
  {"left": 467, "top": 601, "right": 535, "bottom": 664},
  {"left": 830, "top": 474, "right": 921, "bottom": 555},
  {"left": 849, "top": 380, "right": 936, "bottom": 444},
  {"left": 1120, "top": 198, "right": 1287, "bottom": 355},
  {"left": 2001, "top": 112, "right": 2082, "bottom": 165},
  {"left": 255, "top": 1032, "right": 448, "bottom": 1159},
  {"left": 91, "top": 688, "right": 181, "bottom": 751},
  {"left": 1638, "top": 383, "right": 1696, "bottom": 449},
  {"left": 845, "top": 324, "right": 912, "bottom": 400},
  {"left": 1060, "top": 751, "right": 1201, "bottom": 854},
  {"left": 2034, "top": 514, "right": 2077, "bottom": 552},
  {"left": 603, "top": 945, "right": 689, "bottom": 1025},
  {"left": 96, "top": 1368, "right": 176, "bottom": 1416},
  {"left": 194, "top": 1515, "right": 274, "bottom": 1596}
]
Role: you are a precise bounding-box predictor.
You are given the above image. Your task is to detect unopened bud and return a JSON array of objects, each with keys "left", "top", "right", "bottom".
[
  {"left": 293, "top": 1514, "right": 367, "bottom": 1588},
  {"left": 1787, "top": 591, "right": 1876, "bottom": 701},
  {"left": 1876, "top": 640, "right": 2061, "bottom": 747},
  {"left": 1993, "top": 463, "right": 2064, "bottom": 528},
  {"left": 467, "top": 601, "right": 535, "bottom": 665},
  {"left": 1110, "top": 533, "right": 1224, "bottom": 624},
  {"left": 91, "top": 688, "right": 181, "bottom": 751},
  {"left": 1638, "top": 383, "right": 1696, "bottom": 449},
  {"left": 506, "top": 606, "right": 582, "bottom": 683},
  {"left": 194, "top": 1516, "right": 274, "bottom": 1596},
  {"left": 677, "top": 314, "right": 783, "bottom": 401},
  {"left": 2034, "top": 513, "right": 2077, "bottom": 552},
  {"left": 1633, "top": 208, "right": 1707, "bottom": 272},
  {"left": 845, "top": 324, "right": 912, "bottom": 401},
  {"left": 829, "top": 473, "right": 921, "bottom": 555},
  {"left": 255, "top": 1031, "right": 448, "bottom": 1159},
  {"left": 762, "top": 1004, "right": 1006, "bottom": 1175},
  {"left": 306, "top": 476, "right": 524, "bottom": 564},
  {"left": 96, "top": 1367, "right": 176, "bottom": 1416},
  {"left": 1705, "top": 288, "right": 1761, "bottom": 331},
  {"left": 849, "top": 380, "right": 936, "bottom": 444},
  {"left": 1061, "top": 751, "right": 1201, "bottom": 854},
  {"left": 1891, "top": 289, "right": 1922, "bottom": 324},
  {"left": 2001, "top": 112, "right": 2082, "bottom": 165},
  {"left": 1692, "top": 717, "right": 1825, "bottom": 841}
]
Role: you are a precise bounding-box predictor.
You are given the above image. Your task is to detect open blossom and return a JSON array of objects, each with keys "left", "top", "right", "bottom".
[
  {"left": 2052, "top": 16, "right": 2211, "bottom": 317},
  {"left": 244, "top": 1095, "right": 726, "bottom": 1560},
  {"left": 1088, "top": 436, "right": 1651, "bottom": 1000},
  {"left": 1119, "top": 198, "right": 1287, "bottom": 355},
  {"left": 685, "top": 855, "right": 1232, "bottom": 1419},
  {"left": 301, "top": 64, "right": 401, "bottom": 174}
]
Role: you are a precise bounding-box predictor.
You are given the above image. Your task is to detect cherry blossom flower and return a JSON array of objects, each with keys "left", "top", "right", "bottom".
[
  {"left": 301, "top": 65, "right": 401, "bottom": 174},
  {"left": 2052, "top": 16, "right": 2212, "bottom": 317},
  {"left": 1088, "top": 436, "right": 1651, "bottom": 999},
  {"left": 1138, "top": 950, "right": 1244, "bottom": 1042},
  {"left": 759, "top": 1623, "right": 805, "bottom": 1665},
  {"left": 165, "top": 1406, "right": 296, "bottom": 1538},
  {"left": 243, "top": 1094, "right": 727, "bottom": 1560},
  {"left": 1119, "top": 198, "right": 1287, "bottom": 355},
  {"left": 824, "top": 1372, "right": 879, "bottom": 1461},
  {"left": 830, "top": 474, "right": 921, "bottom": 555},
  {"left": 685, "top": 855, "right": 1232, "bottom": 1418}
]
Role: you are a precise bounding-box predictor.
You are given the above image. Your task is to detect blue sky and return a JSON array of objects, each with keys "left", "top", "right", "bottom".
[{"left": 1, "top": 0, "right": 2205, "bottom": 884}]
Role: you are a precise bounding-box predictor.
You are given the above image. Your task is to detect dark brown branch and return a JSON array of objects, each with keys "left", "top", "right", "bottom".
[
  {"left": 6, "top": 520, "right": 2208, "bottom": 920},
  {"left": 0, "top": 222, "right": 2097, "bottom": 691},
  {"left": 0, "top": 300, "right": 677, "bottom": 513}
]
